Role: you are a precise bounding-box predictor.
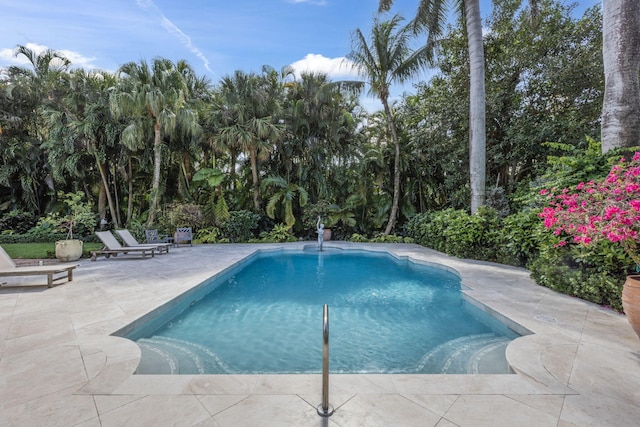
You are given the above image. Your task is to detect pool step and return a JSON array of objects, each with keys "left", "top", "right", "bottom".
[
  {"left": 135, "top": 336, "right": 232, "bottom": 374},
  {"left": 416, "top": 333, "right": 512, "bottom": 374}
]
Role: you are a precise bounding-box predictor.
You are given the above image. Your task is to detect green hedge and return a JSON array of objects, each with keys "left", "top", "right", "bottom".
[
  {"left": 0, "top": 233, "right": 100, "bottom": 244},
  {"left": 404, "top": 206, "right": 629, "bottom": 312},
  {"left": 0, "top": 233, "right": 70, "bottom": 244},
  {"left": 405, "top": 207, "right": 545, "bottom": 268},
  {"left": 528, "top": 236, "right": 632, "bottom": 312}
]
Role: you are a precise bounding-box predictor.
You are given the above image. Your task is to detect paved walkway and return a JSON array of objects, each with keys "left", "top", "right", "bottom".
[{"left": 1, "top": 242, "right": 639, "bottom": 426}]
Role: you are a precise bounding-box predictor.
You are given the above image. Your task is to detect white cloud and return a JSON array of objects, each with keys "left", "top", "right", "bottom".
[
  {"left": 0, "top": 42, "right": 98, "bottom": 70},
  {"left": 360, "top": 96, "right": 383, "bottom": 112},
  {"left": 57, "top": 49, "right": 98, "bottom": 69},
  {"left": 290, "top": 53, "right": 362, "bottom": 80},
  {"left": 0, "top": 43, "right": 45, "bottom": 66}
]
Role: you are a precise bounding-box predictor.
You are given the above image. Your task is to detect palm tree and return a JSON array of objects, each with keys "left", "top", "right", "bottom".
[
  {"left": 9, "top": 44, "right": 71, "bottom": 108},
  {"left": 215, "top": 70, "right": 286, "bottom": 212},
  {"left": 4, "top": 45, "right": 72, "bottom": 211},
  {"left": 601, "top": 0, "right": 640, "bottom": 152},
  {"left": 43, "top": 69, "right": 121, "bottom": 226},
  {"left": 347, "top": 13, "right": 430, "bottom": 234},
  {"left": 262, "top": 175, "right": 308, "bottom": 227},
  {"left": 284, "top": 71, "right": 355, "bottom": 201},
  {"left": 110, "top": 58, "right": 201, "bottom": 225},
  {"left": 379, "top": 0, "right": 486, "bottom": 214}
]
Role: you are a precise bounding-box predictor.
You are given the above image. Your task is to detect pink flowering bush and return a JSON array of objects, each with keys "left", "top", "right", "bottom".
[{"left": 539, "top": 152, "right": 640, "bottom": 268}]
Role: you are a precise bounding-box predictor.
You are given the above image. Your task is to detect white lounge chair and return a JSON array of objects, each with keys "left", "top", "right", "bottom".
[
  {"left": 114, "top": 229, "right": 170, "bottom": 254},
  {"left": 92, "top": 231, "right": 156, "bottom": 261},
  {"left": 0, "top": 245, "right": 78, "bottom": 288}
]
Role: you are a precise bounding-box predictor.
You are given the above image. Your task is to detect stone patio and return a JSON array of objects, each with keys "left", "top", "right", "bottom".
[{"left": 1, "top": 242, "right": 639, "bottom": 426}]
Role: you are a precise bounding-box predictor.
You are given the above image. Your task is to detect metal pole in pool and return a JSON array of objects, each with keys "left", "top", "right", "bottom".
[{"left": 317, "top": 304, "right": 334, "bottom": 416}]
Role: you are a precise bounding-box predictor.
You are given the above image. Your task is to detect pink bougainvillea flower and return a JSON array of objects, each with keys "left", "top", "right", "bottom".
[{"left": 539, "top": 152, "right": 640, "bottom": 267}]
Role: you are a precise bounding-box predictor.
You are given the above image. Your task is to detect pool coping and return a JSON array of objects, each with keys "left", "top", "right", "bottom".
[{"left": 76, "top": 243, "right": 578, "bottom": 397}]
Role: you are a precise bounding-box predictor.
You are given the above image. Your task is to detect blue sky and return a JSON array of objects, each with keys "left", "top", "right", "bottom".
[{"left": 0, "top": 0, "right": 601, "bottom": 108}]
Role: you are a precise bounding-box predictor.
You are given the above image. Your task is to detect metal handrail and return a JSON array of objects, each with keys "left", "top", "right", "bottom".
[{"left": 317, "top": 304, "right": 334, "bottom": 416}]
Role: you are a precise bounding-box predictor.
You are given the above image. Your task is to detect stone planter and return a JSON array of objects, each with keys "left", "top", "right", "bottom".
[
  {"left": 622, "top": 275, "right": 640, "bottom": 340},
  {"left": 55, "top": 239, "right": 83, "bottom": 262},
  {"left": 322, "top": 229, "right": 332, "bottom": 241}
]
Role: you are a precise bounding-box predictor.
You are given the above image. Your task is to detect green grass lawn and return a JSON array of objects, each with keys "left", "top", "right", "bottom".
[{"left": 2, "top": 242, "right": 102, "bottom": 259}]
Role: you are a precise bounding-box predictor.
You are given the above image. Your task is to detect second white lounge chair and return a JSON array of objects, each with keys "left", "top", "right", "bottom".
[
  {"left": 92, "top": 231, "right": 156, "bottom": 261},
  {"left": 114, "top": 229, "right": 171, "bottom": 254}
]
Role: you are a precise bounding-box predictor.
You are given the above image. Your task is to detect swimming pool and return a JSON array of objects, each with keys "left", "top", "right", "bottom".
[{"left": 125, "top": 249, "right": 519, "bottom": 374}]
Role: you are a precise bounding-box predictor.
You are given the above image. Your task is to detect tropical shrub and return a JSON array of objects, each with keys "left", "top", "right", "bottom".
[
  {"left": 302, "top": 201, "right": 336, "bottom": 238},
  {"left": 23, "top": 192, "right": 97, "bottom": 239},
  {"left": 123, "top": 218, "right": 147, "bottom": 243},
  {"left": 405, "top": 207, "right": 502, "bottom": 261},
  {"left": 529, "top": 241, "right": 625, "bottom": 311},
  {"left": 24, "top": 217, "right": 61, "bottom": 238},
  {"left": 403, "top": 212, "right": 432, "bottom": 247},
  {"left": 349, "top": 233, "right": 370, "bottom": 242},
  {"left": 255, "top": 223, "right": 297, "bottom": 243},
  {"left": 531, "top": 151, "right": 640, "bottom": 311},
  {"left": 0, "top": 210, "right": 37, "bottom": 234},
  {"left": 219, "top": 210, "right": 261, "bottom": 242},
  {"left": 370, "top": 234, "right": 413, "bottom": 243},
  {"left": 517, "top": 142, "right": 635, "bottom": 308},
  {"left": 539, "top": 152, "right": 640, "bottom": 268},
  {"left": 56, "top": 191, "right": 97, "bottom": 239},
  {"left": 495, "top": 209, "right": 545, "bottom": 267},
  {"left": 159, "top": 203, "right": 205, "bottom": 231},
  {"left": 348, "top": 233, "right": 413, "bottom": 243},
  {"left": 195, "top": 227, "right": 221, "bottom": 244}
]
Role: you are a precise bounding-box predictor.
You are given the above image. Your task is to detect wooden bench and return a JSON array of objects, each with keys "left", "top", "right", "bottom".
[
  {"left": 0, "top": 265, "right": 77, "bottom": 288},
  {"left": 0, "top": 245, "right": 78, "bottom": 288}
]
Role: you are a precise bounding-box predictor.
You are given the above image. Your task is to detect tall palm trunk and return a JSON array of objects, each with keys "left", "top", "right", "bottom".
[
  {"left": 383, "top": 97, "right": 401, "bottom": 235},
  {"left": 148, "top": 121, "right": 163, "bottom": 225},
  {"left": 601, "top": 0, "right": 640, "bottom": 152},
  {"left": 97, "top": 158, "right": 119, "bottom": 227},
  {"left": 126, "top": 158, "right": 134, "bottom": 226},
  {"left": 250, "top": 147, "right": 261, "bottom": 211},
  {"left": 229, "top": 147, "right": 238, "bottom": 190},
  {"left": 465, "top": 0, "right": 487, "bottom": 214}
]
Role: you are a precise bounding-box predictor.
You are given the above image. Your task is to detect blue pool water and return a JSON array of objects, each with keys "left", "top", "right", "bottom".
[{"left": 127, "top": 249, "right": 519, "bottom": 374}]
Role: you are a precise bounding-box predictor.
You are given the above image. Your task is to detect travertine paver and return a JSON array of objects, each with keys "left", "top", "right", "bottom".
[{"left": 1, "top": 242, "right": 639, "bottom": 426}]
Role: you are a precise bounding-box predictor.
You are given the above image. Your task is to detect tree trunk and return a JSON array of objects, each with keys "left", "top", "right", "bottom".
[
  {"left": 250, "top": 146, "right": 261, "bottom": 211},
  {"left": 601, "top": 0, "right": 640, "bottom": 152},
  {"left": 383, "top": 98, "right": 401, "bottom": 236},
  {"left": 97, "top": 158, "right": 119, "bottom": 228},
  {"left": 229, "top": 147, "right": 238, "bottom": 190},
  {"left": 465, "top": 0, "right": 487, "bottom": 214},
  {"left": 127, "top": 158, "right": 134, "bottom": 226},
  {"left": 148, "top": 122, "right": 163, "bottom": 225},
  {"left": 98, "top": 183, "right": 106, "bottom": 225}
]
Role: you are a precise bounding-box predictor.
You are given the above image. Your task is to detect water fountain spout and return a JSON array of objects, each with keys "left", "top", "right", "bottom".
[{"left": 316, "top": 216, "right": 324, "bottom": 251}]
